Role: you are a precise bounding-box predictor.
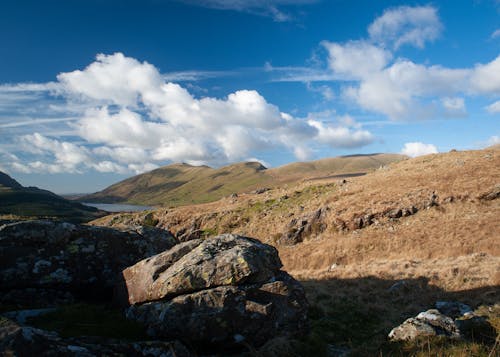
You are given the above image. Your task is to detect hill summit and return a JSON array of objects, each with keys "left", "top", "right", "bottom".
[{"left": 80, "top": 153, "right": 405, "bottom": 206}]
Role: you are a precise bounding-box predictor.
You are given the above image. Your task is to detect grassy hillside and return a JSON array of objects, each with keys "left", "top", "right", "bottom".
[
  {"left": 0, "top": 171, "right": 105, "bottom": 223},
  {"left": 91, "top": 147, "right": 499, "bottom": 355},
  {"left": 81, "top": 153, "right": 406, "bottom": 206}
]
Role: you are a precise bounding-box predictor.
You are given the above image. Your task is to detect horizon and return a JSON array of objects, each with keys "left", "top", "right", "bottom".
[{"left": 1, "top": 0, "right": 499, "bottom": 194}]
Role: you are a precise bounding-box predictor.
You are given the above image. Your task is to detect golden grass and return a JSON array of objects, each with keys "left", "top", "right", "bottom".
[{"left": 90, "top": 147, "right": 499, "bottom": 355}]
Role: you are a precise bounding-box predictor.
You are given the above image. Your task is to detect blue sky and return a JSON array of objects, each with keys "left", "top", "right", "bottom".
[{"left": 0, "top": 0, "right": 499, "bottom": 193}]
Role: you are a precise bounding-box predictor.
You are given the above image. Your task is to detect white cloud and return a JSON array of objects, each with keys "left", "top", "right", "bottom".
[
  {"left": 322, "top": 40, "right": 392, "bottom": 79},
  {"left": 4, "top": 53, "right": 375, "bottom": 175},
  {"left": 319, "top": 5, "right": 500, "bottom": 120},
  {"left": 486, "top": 100, "right": 500, "bottom": 113},
  {"left": 368, "top": 5, "right": 442, "bottom": 49},
  {"left": 491, "top": 29, "right": 500, "bottom": 39},
  {"left": 442, "top": 97, "right": 466, "bottom": 116},
  {"left": 308, "top": 117, "right": 374, "bottom": 148},
  {"left": 470, "top": 56, "right": 500, "bottom": 94},
  {"left": 401, "top": 142, "right": 438, "bottom": 157}
]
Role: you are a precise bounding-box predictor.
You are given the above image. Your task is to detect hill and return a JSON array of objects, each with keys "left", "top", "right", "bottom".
[
  {"left": 91, "top": 147, "right": 499, "bottom": 355},
  {"left": 81, "top": 153, "right": 406, "bottom": 206},
  {"left": 0, "top": 171, "right": 106, "bottom": 223}
]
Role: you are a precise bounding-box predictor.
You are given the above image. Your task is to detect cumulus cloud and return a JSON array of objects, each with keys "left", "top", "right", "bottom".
[
  {"left": 401, "top": 142, "right": 438, "bottom": 157},
  {"left": 4, "top": 53, "right": 374, "bottom": 175},
  {"left": 368, "top": 5, "right": 442, "bottom": 49},
  {"left": 319, "top": 5, "right": 500, "bottom": 120}
]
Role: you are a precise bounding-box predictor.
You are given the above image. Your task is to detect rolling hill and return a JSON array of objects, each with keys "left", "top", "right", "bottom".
[
  {"left": 0, "top": 171, "right": 106, "bottom": 223},
  {"left": 80, "top": 153, "right": 406, "bottom": 206}
]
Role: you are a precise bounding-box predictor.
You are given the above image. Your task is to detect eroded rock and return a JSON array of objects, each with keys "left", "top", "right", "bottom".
[
  {"left": 120, "top": 234, "right": 282, "bottom": 305},
  {"left": 126, "top": 272, "right": 308, "bottom": 348},
  {"left": 278, "top": 208, "right": 327, "bottom": 245}
]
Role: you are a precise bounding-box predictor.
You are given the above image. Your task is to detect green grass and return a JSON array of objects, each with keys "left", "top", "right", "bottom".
[
  {"left": 0, "top": 190, "right": 104, "bottom": 223},
  {"left": 27, "top": 303, "right": 147, "bottom": 340},
  {"left": 288, "top": 298, "right": 499, "bottom": 357},
  {"left": 81, "top": 154, "right": 405, "bottom": 207}
]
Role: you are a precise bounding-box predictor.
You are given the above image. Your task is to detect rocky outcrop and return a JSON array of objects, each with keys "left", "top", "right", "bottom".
[
  {"left": 0, "top": 317, "right": 191, "bottom": 357},
  {"left": 278, "top": 208, "right": 328, "bottom": 245},
  {"left": 122, "top": 234, "right": 309, "bottom": 349},
  {"left": 388, "top": 302, "right": 495, "bottom": 342},
  {"left": 0, "top": 220, "right": 176, "bottom": 303}
]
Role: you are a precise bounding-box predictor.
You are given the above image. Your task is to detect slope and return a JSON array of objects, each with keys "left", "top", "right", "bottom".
[
  {"left": 91, "top": 146, "right": 500, "bottom": 354},
  {"left": 0, "top": 171, "right": 106, "bottom": 223},
  {"left": 81, "top": 153, "right": 406, "bottom": 207}
]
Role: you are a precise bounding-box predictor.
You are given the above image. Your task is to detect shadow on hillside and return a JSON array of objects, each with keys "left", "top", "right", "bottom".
[{"left": 295, "top": 275, "right": 499, "bottom": 356}]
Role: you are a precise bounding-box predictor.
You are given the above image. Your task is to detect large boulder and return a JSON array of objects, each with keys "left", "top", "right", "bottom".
[
  {"left": 121, "top": 234, "right": 309, "bottom": 349},
  {"left": 0, "top": 317, "right": 191, "bottom": 356},
  {"left": 0, "top": 220, "right": 177, "bottom": 303},
  {"left": 126, "top": 272, "right": 308, "bottom": 348},
  {"left": 120, "top": 234, "right": 282, "bottom": 304}
]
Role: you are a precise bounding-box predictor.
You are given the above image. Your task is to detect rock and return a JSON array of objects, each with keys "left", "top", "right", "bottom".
[
  {"left": 478, "top": 184, "right": 500, "bottom": 201},
  {"left": 435, "top": 301, "right": 473, "bottom": 319},
  {"left": 0, "top": 220, "right": 176, "bottom": 303},
  {"left": 388, "top": 280, "right": 408, "bottom": 293},
  {"left": 0, "top": 317, "right": 191, "bottom": 356},
  {"left": 125, "top": 271, "right": 308, "bottom": 348},
  {"left": 387, "top": 209, "right": 402, "bottom": 219},
  {"left": 121, "top": 234, "right": 309, "bottom": 350},
  {"left": 253, "top": 188, "right": 270, "bottom": 194},
  {"left": 176, "top": 218, "right": 202, "bottom": 242},
  {"left": 120, "top": 234, "right": 282, "bottom": 305},
  {"left": 278, "top": 208, "right": 327, "bottom": 245},
  {"left": 2, "top": 308, "right": 56, "bottom": 324},
  {"left": 388, "top": 309, "right": 460, "bottom": 341},
  {"left": 388, "top": 302, "right": 495, "bottom": 343}
]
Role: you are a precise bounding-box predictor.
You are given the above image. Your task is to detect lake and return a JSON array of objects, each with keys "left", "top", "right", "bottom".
[{"left": 82, "top": 203, "right": 154, "bottom": 212}]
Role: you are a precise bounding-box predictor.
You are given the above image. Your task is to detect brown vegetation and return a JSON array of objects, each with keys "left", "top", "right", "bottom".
[{"left": 91, "top": 147, "right": 499, "bottom": 354}]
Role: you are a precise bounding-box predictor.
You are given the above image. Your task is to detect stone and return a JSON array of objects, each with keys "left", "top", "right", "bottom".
[
  {"left": 388, "top": 309, "right": 460, "bottom": 341},
  {"left": 125, "top": 272, "right": 308, "bottom": 348},
  {"left": 0, "top": 220, "right": 176, "bottom": 303},
  {"left": 278, "top": 208, "right": 327, "bottom": 245},
  {"left": 0, "top": 317, "right": 191, "bottom": 356},
  {"left": 120, "top": 234, "right": 282, "bottom": 305},
  {"left": 435, "top": 301, "right": 473, "bottom": 319}
]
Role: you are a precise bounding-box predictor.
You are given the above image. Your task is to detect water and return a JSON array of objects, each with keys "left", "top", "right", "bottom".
[{"left": 82, "top": 203, "right": 154, "bottom": 212}]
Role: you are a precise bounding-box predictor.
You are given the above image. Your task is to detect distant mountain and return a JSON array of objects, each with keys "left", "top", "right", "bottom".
[
  {"left": 80, "top": 153, "right": 406, "bottom": 207},
  {"left": 0, "top": 171, "right": 106, "bottom": 223}
]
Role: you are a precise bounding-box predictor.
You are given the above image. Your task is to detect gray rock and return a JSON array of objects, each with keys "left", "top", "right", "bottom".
[
  {"left": 126, "top": 272, "right": 308, "bottom": 348},
  {"left": 120, "top": 234, "right": 282, "bottom": 305},
  {"left": 0, "top": 220, "right": 176, "bottom": 303},
  {"left": 435, "top": 301, "right": 473, "bottom": 319},
  {"left": 388, "top": 309, "right": 460, "bottom": 341},
  {"left": 279, "top": 208, "right": 327, "bottom": 245}
]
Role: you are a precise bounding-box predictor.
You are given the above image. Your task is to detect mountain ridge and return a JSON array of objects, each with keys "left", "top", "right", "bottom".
[{"left": 80, "top": 153, "right": 406, "bottom": 206}]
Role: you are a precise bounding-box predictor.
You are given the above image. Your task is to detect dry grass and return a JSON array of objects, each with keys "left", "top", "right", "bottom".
[{"left": 91, "top": 147, "right": 500, "bottom": 355}]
